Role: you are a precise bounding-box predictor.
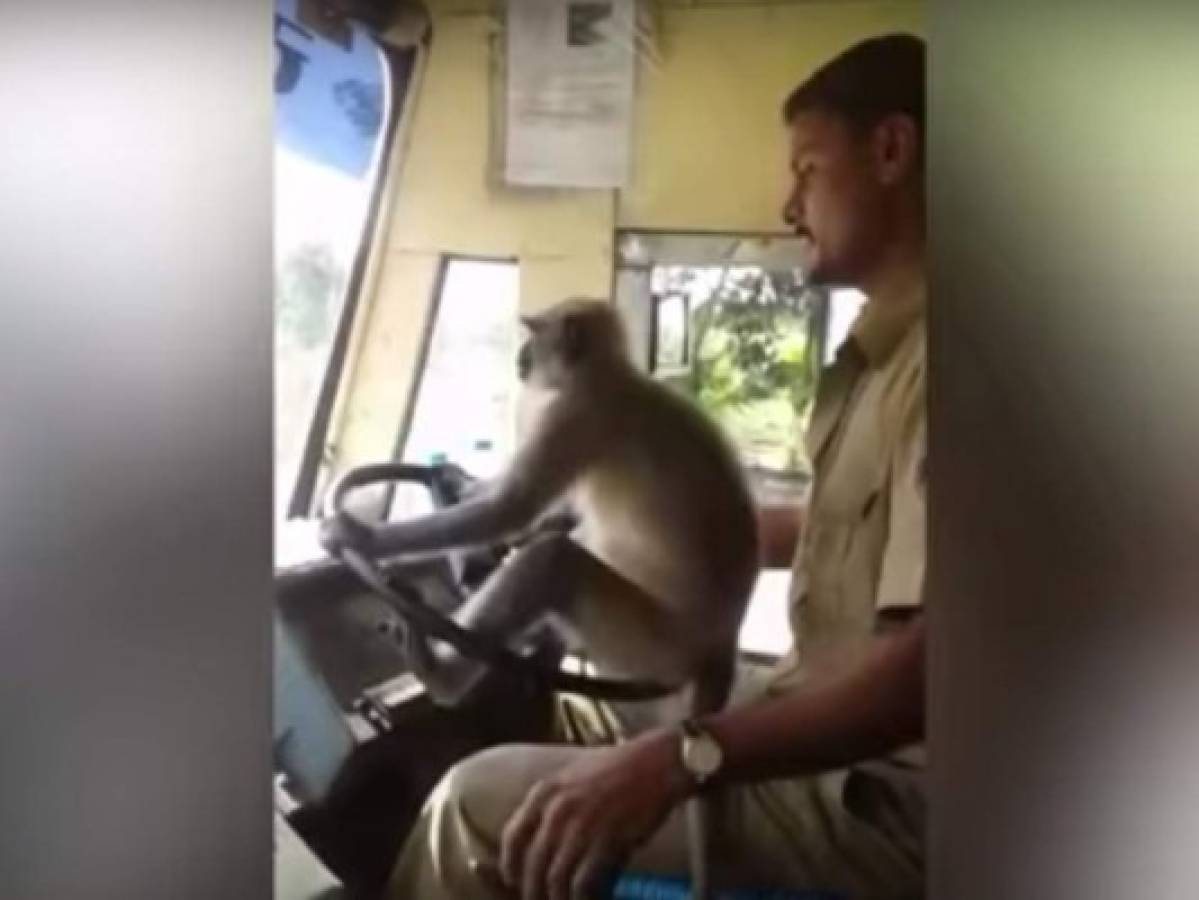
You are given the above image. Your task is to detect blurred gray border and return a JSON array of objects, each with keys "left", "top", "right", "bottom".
[
  {"left": 930, "top": 2, "right": 1199, "bottom": 897},
  {"left": 3, "top": 1, "right": 1199, "bottom": 897},
  {"left": 0, "top": 2, "right": 272, "bottom": 897}
]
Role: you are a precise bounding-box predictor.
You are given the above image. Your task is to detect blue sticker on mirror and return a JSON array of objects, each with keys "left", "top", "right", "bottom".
[{"left": 274, "top": 0, "right": 384, "bottom": 179}]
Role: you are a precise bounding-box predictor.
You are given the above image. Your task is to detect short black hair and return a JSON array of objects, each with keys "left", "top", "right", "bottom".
[{"left": 783, "top": 34, "right": 925, "bottom": 141}]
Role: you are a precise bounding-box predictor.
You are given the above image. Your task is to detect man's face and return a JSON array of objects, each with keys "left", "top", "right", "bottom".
[{"left": 782, "top": 110, "right": 889, "bottom": 287}]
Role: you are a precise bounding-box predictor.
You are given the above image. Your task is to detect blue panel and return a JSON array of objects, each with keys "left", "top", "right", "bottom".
[
  {"left": 610, "top": 875, "right": 844, "bottom": 900},
  {"left": 273, "top": 614, "right": 355, "bottom": 804}
]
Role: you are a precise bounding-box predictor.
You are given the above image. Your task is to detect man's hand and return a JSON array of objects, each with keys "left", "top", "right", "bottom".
[
  {"left": 499, "top": 731, "right": 689, "bottom": 900},
  {"left": 317, "top": 511, "right": 378, "bottom": 557}
]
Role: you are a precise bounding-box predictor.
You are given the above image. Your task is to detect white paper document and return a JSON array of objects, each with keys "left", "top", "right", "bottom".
[{"left": 505, "top": 0, "right": 636, "bottom": 189}]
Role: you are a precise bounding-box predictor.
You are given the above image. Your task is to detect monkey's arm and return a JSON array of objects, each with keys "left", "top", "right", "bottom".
[
  {"left": 367, "top": 398, "right": 597, "bottom": 556},
  {"left": 520, "top": 496, "right": 578, "bottom": 540}
]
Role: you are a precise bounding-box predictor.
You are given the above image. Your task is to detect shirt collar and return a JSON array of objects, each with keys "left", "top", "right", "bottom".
[{"left": 848, "top": 284, "right": 927, "bottom": 368}]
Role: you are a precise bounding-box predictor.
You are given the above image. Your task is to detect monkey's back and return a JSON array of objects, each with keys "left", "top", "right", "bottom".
[{"left": 570, "top": 372, "right": 760, "bottom": 629}]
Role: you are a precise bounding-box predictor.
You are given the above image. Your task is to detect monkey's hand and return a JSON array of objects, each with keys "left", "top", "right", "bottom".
[{"left": 318, "top": 511, "right": 380, "bottom": 558}]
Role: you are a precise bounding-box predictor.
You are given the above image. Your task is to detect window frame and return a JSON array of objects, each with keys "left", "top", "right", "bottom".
[
  {"left": 648, "top": 290, "right": 692, "bottom": 375},
  {"left": 379, "top": 253, "right": 521, "bottom": 515},
  {"left": 613, "top": 228, "right": 839, "bottom": 383},
  {"left": 283, "top": 41, "right": 420, "bottom": 520}
]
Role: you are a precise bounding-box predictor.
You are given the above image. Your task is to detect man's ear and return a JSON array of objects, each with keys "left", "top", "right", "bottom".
[{"left": 871, "top": 113, "right": 920, "bottom": 186}]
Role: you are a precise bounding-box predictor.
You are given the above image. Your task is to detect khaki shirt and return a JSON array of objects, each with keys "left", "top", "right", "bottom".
[{"left": 770, "top": 291, "right": 926, "bottom": 692}]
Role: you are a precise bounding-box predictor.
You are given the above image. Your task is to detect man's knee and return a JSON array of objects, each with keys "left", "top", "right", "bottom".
[
  {"left": 441, "top": 745, "right": 523, "bottom": 797},
  {"left": 429, "top": 744, "right": 577, "bottom": 839},
  {"left": 428, "top": 747, "right": 515, "bottom": 838}
]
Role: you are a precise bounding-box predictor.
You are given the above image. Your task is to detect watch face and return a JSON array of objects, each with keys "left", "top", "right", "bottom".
[{"left": 683, "top": 733, "right": 722, "bottom": 777}]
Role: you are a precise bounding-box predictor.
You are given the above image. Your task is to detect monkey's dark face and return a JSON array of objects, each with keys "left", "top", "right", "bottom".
[
  {"left": 517, "top": 312, "right": 587, "bottom": 389},
  {"left": 516, "top": 326, "right": 569, "bottom": 390},
  {"left": 517, "top": 299, "right": 627, "bottom": 389}
]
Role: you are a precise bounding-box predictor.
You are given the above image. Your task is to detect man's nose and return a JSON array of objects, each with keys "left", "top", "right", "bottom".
[{"left": 782, "top": 190, "right": 803, "bottom": 232}]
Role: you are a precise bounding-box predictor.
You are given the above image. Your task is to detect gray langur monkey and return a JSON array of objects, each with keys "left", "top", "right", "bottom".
[{"left": 322, "top": 298, "right": 759, "bottom": 718}]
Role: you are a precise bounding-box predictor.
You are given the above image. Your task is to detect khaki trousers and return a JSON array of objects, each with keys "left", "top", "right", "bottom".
[{"left": 386, "top": 680, "right": 923, "bottom": 899}]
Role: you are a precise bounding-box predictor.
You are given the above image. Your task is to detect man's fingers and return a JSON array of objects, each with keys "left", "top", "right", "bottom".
[
  {"left": 520, "top": 823, "right": 554, "bottom": 900},
  {"left": 500, "top": 781, "right": 552, "bottom": 887},
  {"left": 571, "top": 846, "right": 618, "bottom": 900},
  {"left": 522, "top": 797, "right": 578, "bottom": 900},
  {"left": 499, "top": 807, "right": 540, "bottom": 889},
  {"left": 545, "top": 823, "right": 590, "bottom": 900}
]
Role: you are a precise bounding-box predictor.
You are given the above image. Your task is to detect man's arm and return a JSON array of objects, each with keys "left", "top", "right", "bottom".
[
  {"left": 499, "top": 619, "right": 924, "bottom": 899},
  {"left": 704, "top": 615, "right": 923, "bottom": 785}
]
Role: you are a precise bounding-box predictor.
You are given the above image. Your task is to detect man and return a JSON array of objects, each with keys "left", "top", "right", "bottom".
[{"left": 389, "top": 33, "right": 928, "bottom": 899}]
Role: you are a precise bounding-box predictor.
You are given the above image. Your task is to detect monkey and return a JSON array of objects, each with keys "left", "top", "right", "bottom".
[{"left": 321, "top": 298, "right": 760, "bottom": 721}]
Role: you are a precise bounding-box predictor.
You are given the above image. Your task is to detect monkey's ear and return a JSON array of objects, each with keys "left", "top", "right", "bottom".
[{"left": 520, "top": 314, "right": 545, "bottom": 332}]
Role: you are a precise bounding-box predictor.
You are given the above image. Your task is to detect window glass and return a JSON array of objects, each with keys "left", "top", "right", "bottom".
[
  {"left": 650, "top": 263, "right": 820, "bottom": 485},
  {"left": 652, "top": 293, "right": 688, "bottom": 371},
  {"left": 274, "top": 0, "right": 388, "bottom": 520},
  {"left": 401, "top": 259, "right": 522, "bottom": 480}
]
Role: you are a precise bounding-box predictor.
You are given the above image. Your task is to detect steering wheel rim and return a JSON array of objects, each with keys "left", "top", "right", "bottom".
[{"left": 323, "top": 463, "right": 679, "bottom": 703}]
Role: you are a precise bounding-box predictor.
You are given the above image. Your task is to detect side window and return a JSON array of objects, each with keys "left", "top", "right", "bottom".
[
  {"left": 389, "top": 259, "right": 522, "bottom": 519},
  {"left": 618, "top": 234, "right": 824, "bottom": 503},
  {"left": 654, "top": 265, "right": 819, "bottom": 493},
  {"left": 273, "top": 0, "right": 408, "bottom": 522}
]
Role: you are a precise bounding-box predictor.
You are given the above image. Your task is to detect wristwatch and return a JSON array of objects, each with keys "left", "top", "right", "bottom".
[{"left": 678, "top": 718, "right": 724, "bottom": 789}]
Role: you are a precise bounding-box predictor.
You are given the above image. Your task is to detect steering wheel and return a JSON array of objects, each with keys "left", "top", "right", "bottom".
[{"left": 321, "top": 462, "right": 678, "bottom": 702}]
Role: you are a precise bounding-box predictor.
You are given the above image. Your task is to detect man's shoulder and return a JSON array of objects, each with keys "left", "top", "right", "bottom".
[{"left": 879, "top": 318, "right": 926, "bottom": 444}]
